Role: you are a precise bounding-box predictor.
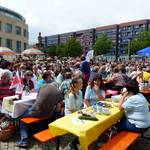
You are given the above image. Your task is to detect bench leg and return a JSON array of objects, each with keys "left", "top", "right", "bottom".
[{"left": 56, "top": 137, "right": 60, "bottom": 150}]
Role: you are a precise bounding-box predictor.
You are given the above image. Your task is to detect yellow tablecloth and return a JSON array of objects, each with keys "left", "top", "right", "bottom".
[
  {"left": 49, "top": 105, "right": 124, "bottom": 150},
  {"left": 143, "top": 71, "right": 150, "bottom": 80}
]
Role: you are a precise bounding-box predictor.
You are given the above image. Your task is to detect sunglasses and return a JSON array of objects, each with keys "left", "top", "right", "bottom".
[{"left": 26, "top": 74, "right": 33, "bottom": 77}]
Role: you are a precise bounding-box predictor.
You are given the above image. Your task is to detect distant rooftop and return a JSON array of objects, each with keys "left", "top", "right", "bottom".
[{"left": 0, "top": 6, "right": 26, "bottom": 22}]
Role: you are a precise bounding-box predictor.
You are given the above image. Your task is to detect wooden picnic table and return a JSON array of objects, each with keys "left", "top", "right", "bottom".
[{"left": 49, "top": 102, "right": 124, "bottom": 150}]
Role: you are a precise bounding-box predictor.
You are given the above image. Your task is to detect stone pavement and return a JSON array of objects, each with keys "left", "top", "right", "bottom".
[{"left": 1, "top": 130, "right": 150, "bottom": 150}]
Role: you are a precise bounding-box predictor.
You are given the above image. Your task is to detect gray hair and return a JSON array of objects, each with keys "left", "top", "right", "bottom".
[{"left": 0, "top": 69, "right": 12, "bottom": 79}]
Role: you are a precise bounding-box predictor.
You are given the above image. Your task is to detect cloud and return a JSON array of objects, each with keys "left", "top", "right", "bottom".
[{"left": 0, "top": 0, "right": 150, "bottom": 44}]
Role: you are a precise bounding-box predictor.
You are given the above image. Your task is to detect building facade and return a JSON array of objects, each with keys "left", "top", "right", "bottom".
[
  {"left": 0, "top": 6, "right": 28, "bottom": 53},
  {"left": 118, "top": 20, "right": 150, "bottom": 55},
  {"left": 41, "top": 19, "right": 150, "bottom": 55},
  {"left": 60, "top": 32, "right": 75, "bottom": 45},
  {"left": 75, "top": 29, "right": 95, "bottom": 52},
  {"left": 42, "top": 34, "right": 59, "bottom": 48},
  {"left": 96, "top": 25, "right": 119, "bottom": 55}
]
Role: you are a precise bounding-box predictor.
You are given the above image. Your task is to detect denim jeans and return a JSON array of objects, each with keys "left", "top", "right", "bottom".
[
  {"left": 19, "top": 107, "right": 43, "bottom": 142},
  {"left": 19, "top": 106, "right": 62, "bottom": 143},
  {"left": 116, "top": 117, "right": 148, "bottom": 133}
]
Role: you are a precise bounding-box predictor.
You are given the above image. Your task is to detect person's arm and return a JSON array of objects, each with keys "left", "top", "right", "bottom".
[
  {"left": 84, "top": 86, "right": 92, "bottom": 107},
  {"left": 83, "top": 99, "right": 91, "bottom": 107},
  {"left": 118, "top": 92, "right": 129, "bottom": 110},
  {"left": 107, "top": 76, "right": 114, "bottom": 83},
  {"left": 67, "top": 93, "right": 75, "bottom": 113},
  {"left": 94, "top": 84, "right": 105, "bottom": 100}
]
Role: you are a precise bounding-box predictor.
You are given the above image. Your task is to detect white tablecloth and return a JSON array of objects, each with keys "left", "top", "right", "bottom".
[{"left": 1, "top": 93, "right": 37, "bottom": 118}]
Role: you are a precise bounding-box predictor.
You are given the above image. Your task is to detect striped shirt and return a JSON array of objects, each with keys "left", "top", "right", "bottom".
[{"left": 0, "top": 81, "right": 15, "bottom": 101}]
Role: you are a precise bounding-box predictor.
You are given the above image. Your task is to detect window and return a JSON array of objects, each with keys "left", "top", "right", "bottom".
[
  {"left": 23, "top": 29, "right": 27, "bottom": 37},
  {"left": 24, "top": 42, "right": 27, "bottom": 50},
  {"left": 0, "top": 22, "right": 1, "bottom": 31},
  {"left": 4, "top": 23, "right": 12, "bottom": 33},
  {"left": 6, "top": 39, "right": 12, "bottom": 49},
  {"left": 16, "top": 26, "right": 21, "bottom": 35},
  {"left": 0, "top": 37, "right": 1, "bottom": 45},
  {"left": 16, "top": 41, "right": 21, "bottom": 53}
]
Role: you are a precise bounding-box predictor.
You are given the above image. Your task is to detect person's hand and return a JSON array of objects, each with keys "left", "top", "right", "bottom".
[
  {"left": 122, "top": 91, "right": 129, "bottom": 98},
  {"left": 94, "top": 84, "right": 99, "bottom": 92},
  {"left": 121, "top": 88, "right": 127, "bottom": 95}
]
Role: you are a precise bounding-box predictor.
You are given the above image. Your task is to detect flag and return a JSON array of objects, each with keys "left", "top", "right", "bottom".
[
  {"left": 10, "top": 71, "right": 22, "bottom": 89},
  {"left": 86, "top": 50, "right": 94, "bottom": 62}
]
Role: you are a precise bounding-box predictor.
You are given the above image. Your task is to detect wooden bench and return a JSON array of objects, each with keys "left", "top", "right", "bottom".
[
  {"left": 34, "top": 129, "right": 56, "bottom": 142},
  {"left": 99, "top": 131, "right": 140, "bottom": 150},
  {"left": 33, "top": 129, "right": 60, "bottom": 150},
  {"left": 21, "top": 116, "right": 50, "bottom": 124}
]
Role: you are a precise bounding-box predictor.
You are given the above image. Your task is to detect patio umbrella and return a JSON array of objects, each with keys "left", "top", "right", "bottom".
[
  {"left": 137, "top": 47, "right": 150, "bottom": 57},
  {"left": 0, "top": 46, "right": 16, "bottom": 55},
  {"left": 21, "top": 48, "right": 44, "bottom": 55}
]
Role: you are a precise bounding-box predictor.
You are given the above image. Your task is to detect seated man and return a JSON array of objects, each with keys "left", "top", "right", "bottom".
[
  {"left": 36, "top": 71, "right": 53, "bottom": 92},
  {"left": 16, "top": 84, "right": 63, "bottom": 148}
]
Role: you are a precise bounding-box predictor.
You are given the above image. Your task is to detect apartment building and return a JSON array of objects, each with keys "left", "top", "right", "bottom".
[
  {"left": 0, "top": 6, "right": 28, "bottom": 53},
  {"left": 41, "top": 19, "right": 150, "bottom": 55},
  {"left": 119, "top": 19, "right": 150, "bottom": 54},
  {"left": 96, "top": 25, "right": 119, "bottom": 55}
]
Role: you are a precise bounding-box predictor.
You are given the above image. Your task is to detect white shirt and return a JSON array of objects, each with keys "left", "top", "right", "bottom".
[{"left": 123, "top": 93, "right": 150, "bottom": 128}]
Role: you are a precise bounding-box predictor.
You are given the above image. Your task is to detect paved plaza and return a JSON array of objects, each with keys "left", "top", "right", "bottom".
[{"left": 1, "top": 130, "right": 150, "bottom": 150}]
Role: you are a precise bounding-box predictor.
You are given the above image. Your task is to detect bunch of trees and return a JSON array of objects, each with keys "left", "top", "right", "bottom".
[
  {"left": 42, "top": 29, "right": 150, "bottom": 58},
  {"left": 42, "top": 34, "right": 113, "bottom": 57},
  {"left": 42, "top": 38, "right": 82, "bottom": 57},
  {"left": 127, "top": 30, "right": 150, "bottom": 55},
  {"left": 93, "top": 33, "right": 112, "bottom": 55}
]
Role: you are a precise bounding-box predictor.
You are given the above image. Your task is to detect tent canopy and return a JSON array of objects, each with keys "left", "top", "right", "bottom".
[
  {"left": 0, "top": 47, "right": 16, "bottom": 55},
  {"left": 137, "top": 47, "right": 150, "bottom": 57},
  {"left": 21, "top": 48, "right": 44, "bottom": 55}
]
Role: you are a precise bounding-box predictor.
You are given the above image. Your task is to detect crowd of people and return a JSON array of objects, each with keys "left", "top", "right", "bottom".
[{"left": 0, "top": 54, "right": 150, "bottom": 149}]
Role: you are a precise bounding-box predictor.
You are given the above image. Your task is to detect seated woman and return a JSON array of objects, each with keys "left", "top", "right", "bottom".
[
  {"left": 22, "top": 70, "right": 34, "bottom": 92},
  {"left": 84, "top": 73, "right": 106, "bottom": 107},
  {"left": 107, "top": 67, "right": 127, "bottom": 92},
  {"left": 117, "top": 80, "right": 150, "bottom": 133},
  {"left": 65, "top": 77, "right": 83, "bottom": 115},
  {"left": 0, "top": 70, "right": 15, "bottom": 102},
  {"left": 64, "top": 77, "right": 83, "bottom": 150},
  {"left": 59, "top": 71, "right": 72, "bottom": 98}
]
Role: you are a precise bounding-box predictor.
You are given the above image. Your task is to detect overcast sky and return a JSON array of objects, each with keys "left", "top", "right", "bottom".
[{"left": 0, "top": 0, "right": 150, "bottom": 44}]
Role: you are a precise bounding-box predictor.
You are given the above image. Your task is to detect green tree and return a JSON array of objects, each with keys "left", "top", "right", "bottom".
[
  {"left": 47, "top": 45, "right": 57, "bottom": 56},
  {"left": 44, "top": 45, "right": 57, "bottom": 56},
  {"left": 93, "top": 33, "right": 112, "bottom": 55},
  {"left": 65, "top": 38, "right": 82, "bottom": 57},
  {"left": 127, "top": 30, "right": 150, "bottom": 54},
  {"left": 56, "top": 44, "right": 66, "bottom": 57}
]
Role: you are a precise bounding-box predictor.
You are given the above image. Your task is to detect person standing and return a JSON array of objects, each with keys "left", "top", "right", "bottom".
[{"left": 80, "top": 55, "right": 90, "bottom": 96}]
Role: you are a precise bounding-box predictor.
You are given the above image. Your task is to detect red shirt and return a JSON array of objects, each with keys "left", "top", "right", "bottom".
[
  {"left": 22, "top": 78, "right": 34, "bottom": 90},
  {"left": 0, "top": 81, "right": 15, "bottom": 101}
]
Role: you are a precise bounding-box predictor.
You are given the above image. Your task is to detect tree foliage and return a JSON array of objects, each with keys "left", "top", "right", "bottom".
[
  {"left": 93, "top": 33, "right": 112, "bottom": 55},
  {"left": 43, "top": 45, "right": 57, "bottom": 56},
  {"left": 127, "top": 30, "right": 150, "bottom": 54},
  {"left": 41, "top": 38, "right": 82, "bottom": 57},
  {"left": 65, "top": 38, "right": 82, "bottom": 57},
  {"left": 56, "top": 44, "right": 66, "bottom": 57},
  {"left": 41, "top": 45, "right": 56, "bottom": 56}
]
